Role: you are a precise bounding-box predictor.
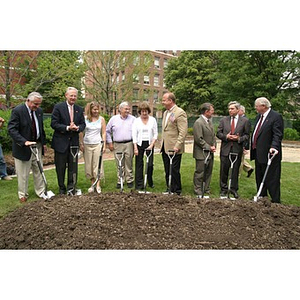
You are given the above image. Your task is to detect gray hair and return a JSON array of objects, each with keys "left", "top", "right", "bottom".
[
  {"left": 200, "top": 103, "right": 213, "bottom": 114},
  {"left": 27, "top": 92, "right": 43, "bottom": 102},
  {"left": 239, "top": 105, "right": 245, "bottom": 113},
  {"left": 228, "top": 101, "right": 240, "bottom": 110},
  {"left": 119, "top": 101, "right": 129, "bottom": 111},
  {"left": 255, "top": 97, "right": 271, "bottom": 108},
  {"left": 66, "top": 87, "right": 78, "bottom": 94}
]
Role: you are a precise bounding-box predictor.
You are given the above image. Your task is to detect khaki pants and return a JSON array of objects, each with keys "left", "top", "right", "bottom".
[
  {"left": 83, "top": 143, "right": 104, "bottom": 180},
  {"left": 14, "top": 143, "right": 44, "bottom": 199},
  {"left": 114, "top": 141, "right": 134, "bottom": 184}
]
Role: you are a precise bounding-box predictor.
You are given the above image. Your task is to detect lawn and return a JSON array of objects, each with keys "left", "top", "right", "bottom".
[{"left": 0, "top": 153, "right": 299, "bottom": 218}]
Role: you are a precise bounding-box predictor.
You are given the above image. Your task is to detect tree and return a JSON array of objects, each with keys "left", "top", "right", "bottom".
[
  {"left": 83, "top": 51, "right": 153, "bottom": 115},
  {"left": 164, "top": 51, "right": 218, "bottom": 115},
  {"left": 24, "top": 51, "right": 85, "bottom": 112},
  {"left": 0, "top": 51, "right": 39, "bottom": 107}
]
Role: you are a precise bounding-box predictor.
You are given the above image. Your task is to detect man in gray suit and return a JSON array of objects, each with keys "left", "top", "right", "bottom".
[
  {"left": 217, "top": 101, "right": 250, "bottom": 199},
  {"left": 193, "top": 103, "right": 216, "bottom": 198}
]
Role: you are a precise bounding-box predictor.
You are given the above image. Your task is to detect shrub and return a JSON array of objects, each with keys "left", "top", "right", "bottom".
[
  {"left": 187, "top": 127, "right": 193, "bottom": 136},
  {"left": 0, "top": 109, "right": 12, "bottom": 153},
  {"left": 284, "top": 128, "right": 299, "bottom": 141}
]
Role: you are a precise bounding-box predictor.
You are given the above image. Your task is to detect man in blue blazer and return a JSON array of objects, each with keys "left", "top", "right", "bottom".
[
  {"left": 8, "top": 92, "right": 46, "bottom": 203},
  {"left": 51, "top": 87, "right": 86, "bottom": 194},
  {"left": 250, "top": 97, "right": 283, "bottom": 203}
]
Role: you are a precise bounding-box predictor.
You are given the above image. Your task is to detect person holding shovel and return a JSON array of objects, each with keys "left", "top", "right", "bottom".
[
  {"left": 80, "top": 101, "right": 106, "bottom": 194},
  {"left": 217, "top": 101, "right": 250, "bottom": 199},
  {"left": 193, "top": 103, "right": 216, "bottom": 198},
  {"left": 51, "top": 87, "right": 86, "bottom": 195},
  {"left": 250, "top": 97, "right": 283, "bottom": 203},
  {"left": 132, "top": 101, "right": 158, "bottom": 191},
  {"left": 7, "top": 92, "right": 47, "bottom": 203},
  {"left": 161, "top": 92, "right": 188, "bottom": 195}
]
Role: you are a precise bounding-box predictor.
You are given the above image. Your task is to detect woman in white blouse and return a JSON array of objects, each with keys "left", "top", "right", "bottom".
[
  {"left": 132, "top": 101, "right": 158, "bottom": 190},
  {"left": 80, "top": 102, "right": 106, "bottom": 193}
]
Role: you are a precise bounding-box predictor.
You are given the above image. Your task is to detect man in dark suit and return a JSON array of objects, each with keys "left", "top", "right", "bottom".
[
  {"left": 51, "top": 87, "right": 86, "bottom": 195},
  {"left": 8, "top": 92, "right": 47, "bottom": 203},
  {"left": 161, "top": 92, "right": 188, "bottom": 195},
  {"left": 250, "top": 97, "right": 283, "bottom": 203},
  {"left": 193, "top": 103, "right": 216, "bottom": 198},
  {"left": 217, "top": 101, "right": 250, "bottom": 199}
]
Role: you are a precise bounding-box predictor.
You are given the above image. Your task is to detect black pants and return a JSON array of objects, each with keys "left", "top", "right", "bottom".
[
  {"left": 135, "top": 141, "right": 154, "bottom": 189},
  {"left": 162, "top": 146, "right": 182, "bottom": 195},
  {"left": 54, "top": 148, "right": 78, "bottom": 193}
]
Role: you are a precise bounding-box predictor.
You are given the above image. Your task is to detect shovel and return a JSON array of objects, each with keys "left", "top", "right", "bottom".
[
  {"left": 167, "top": 150, "right": 176, "bottom": 194},
  {"left": 88, "top": 141, "right": 104, "bottom": 193},
  {"left": 30, "top": 145, "right": 55, "bottom": 200},
  {"left": 227, "top": 152, "right": 238, "bottom": 200},
  {"left": 254, "top": 151, "right": 277, "bottom": 202},
  {"left": 68, "top": 146, "right": 82, "bottom": 196},
  {"left": 116, "top": 152, "right": 124, "bottom": 192},
  {"left": 139, "top": 148, "right": 153, "bottom": 194},
  {"left": 200, "top": 149, "right": 211, "bottom": 199}
]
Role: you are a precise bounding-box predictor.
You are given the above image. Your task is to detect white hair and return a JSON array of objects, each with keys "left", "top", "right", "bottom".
[
  {"left": 27, "top": 92, "right": 43, "bottom": 102},
  {"left": 119, "top": 101, "right": 129, "bottom": 111},
  {"left": 255, "top": 97, "right": 271, "bottom": 108},
  {"left": 66, "top": 87, "right": 78, "bottom": 94}
]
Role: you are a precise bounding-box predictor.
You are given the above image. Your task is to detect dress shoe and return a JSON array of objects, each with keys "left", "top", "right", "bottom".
[
  {"left": 247, "top": 169, "right": 254, "bottom": 178},
  {"left": 127, "top": 182, "right": 134, "bottom": 188},
  {"left": 20, "top": 197, "right": 27, "bottom": 203},
  {"left": 2, "top": 175, "right": 13, "bottom": 181},
  {"left": 231, "top": 190, "right": 239, "bottom": 199},
  {"left": 220, "top": 191, "right": 227, "bottom": 198}
]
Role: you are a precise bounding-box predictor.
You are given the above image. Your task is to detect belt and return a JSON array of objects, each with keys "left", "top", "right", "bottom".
[{"left": 114, "top": 140, "right": 132, "bottom": 143}]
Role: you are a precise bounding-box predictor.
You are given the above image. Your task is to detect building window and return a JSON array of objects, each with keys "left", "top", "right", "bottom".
[
  {"left": 132, "top": 105, "right": 138, "bottom": 117},
  {"left": 154, "top": 74, "right": 159, "bottom": 87},
  {"left": 144, "top": 75, "right": 150, "bottom": 85},
  {"left": 133, "top": 73, "right": 139, "bottom": 83},
  {"left": 163, "top": 58, "right": 168, "bottom": 69},
  {"left": 133, "top": 89, "right": 139, "bottom": 101},
  {"left": 143, "top": 89, "right": 149, "bottom": 101},
  {"left": 154, "top": 57, "right": 160, "bottom": 69},
  {"left": 153, "top": 91, "right": 158, "bottom": 103},
  {"left": 122, "top": 72, "right": 125, "bottom": 82}
]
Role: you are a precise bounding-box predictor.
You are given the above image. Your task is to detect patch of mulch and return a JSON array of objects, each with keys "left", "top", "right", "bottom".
[{"left": 0, "top": 191, "right": 300, "bottom": 249}]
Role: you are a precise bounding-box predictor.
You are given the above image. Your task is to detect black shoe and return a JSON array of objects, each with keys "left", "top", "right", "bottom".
[
  {"left": 149, "top": 184, "right": 155, "bottom": 188},
  {"left": 127, "top": 182, "right": 134, "bottom": 188},
  {"left": 116, "top": 183, "right": 121, "bottom": 189},
  {"left": 220, "top": 191, "right": 227, "bottom": 198},
  {"left": 247, "top": 169, "right": 254, "bottom": 178},
  {"left": 231, "top": 190, "right": 239, "bottom": 199}
]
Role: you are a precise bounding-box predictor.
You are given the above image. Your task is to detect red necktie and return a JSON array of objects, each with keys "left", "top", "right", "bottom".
[
  {"left": 252, "top": 114, "right": 264, "bottom": 149},
  {"left": 231, "top": 117, "right": 235, "bottom": 134},
  {"left": 31, "top": 110, "right": 37, "bottom": 141}
]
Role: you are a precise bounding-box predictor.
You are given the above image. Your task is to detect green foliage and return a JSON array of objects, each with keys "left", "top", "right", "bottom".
[
  {"left": 0, "top": 109, "right": 12, "bottom": 152},
  {"left": 284, "top": 128, "right": 299, "bottom": 141},
  {"left": 293, "top": 119, "right": 300, "bottom": 135},
  {"left": 43, "top": 118, "right": 53, "bottom": 146},
  {"left": 187, "top": 127, "right": 193, "bottom": 135}
]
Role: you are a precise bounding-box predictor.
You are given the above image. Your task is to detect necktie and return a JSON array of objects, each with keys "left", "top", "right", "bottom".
[
  {"left": 231, "top": 117, "right": 235, "bottom": 134},
  {"left": 31, "top": 110, "right": 37, "bottom": 141},
  {"left": 70, "top": 105, "right": 74, "bottom": 123},
  {"left": 252, "top": 114, "right": 264, "bottom": 149}
]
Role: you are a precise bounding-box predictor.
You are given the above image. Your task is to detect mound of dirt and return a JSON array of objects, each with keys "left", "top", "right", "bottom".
[{"left": 1, "top": 192, "right": 300, "bottom": 249}]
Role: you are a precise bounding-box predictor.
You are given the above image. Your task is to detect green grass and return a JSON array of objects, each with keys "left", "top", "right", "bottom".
[{"left": 0, "top": 153, "right": 299, "bottom": 218}]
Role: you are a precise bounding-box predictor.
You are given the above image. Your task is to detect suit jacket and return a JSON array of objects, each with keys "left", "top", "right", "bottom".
[
  {"left": 161, "top": 105, "right": 188, "bottom": 154},
  {"left": 193, "top": 116, "right": 216, "bottom": 160},
  {"left": 8, "top": 103, "right": 46, "bottom": 161},
  {"left": 217, "top": 115, "right": 250, "bottom": 156},
  {"left": 51, "top": 102, "right": 86, "bottom": 153},
  {"left": 250, "top": 109, "right": 283, "bottom": 163}
]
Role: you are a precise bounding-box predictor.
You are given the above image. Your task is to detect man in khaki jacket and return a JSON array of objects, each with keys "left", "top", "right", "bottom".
[{"left": 161, "top": 92, "right": 188, "bottom": 195}]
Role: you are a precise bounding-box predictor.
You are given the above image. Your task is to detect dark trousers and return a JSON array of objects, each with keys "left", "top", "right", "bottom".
[
  {"left": 220, "top": 153, "right": 242, "bottom": 193},
  {"left": 54, "top": 148, "right": 78, "bottom": 193},
  {"left": 255, "top": 157, "right": 281, "bottom": 203},
  {"left": 162, "top": 146, "right": 182, "bottom": 194},
  {"left": 135, "top": 141, "right": 154, "bottom": 189}
]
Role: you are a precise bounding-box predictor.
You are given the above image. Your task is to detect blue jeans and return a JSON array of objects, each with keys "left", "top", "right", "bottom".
[{"left": 0, "top": 144, "right": 8, "bottom": 178}]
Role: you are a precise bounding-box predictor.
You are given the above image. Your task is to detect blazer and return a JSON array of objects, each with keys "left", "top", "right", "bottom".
[
  {"left": 193, "top": 116, "right": 216, "bottom": 160},
  {"left": 217, "top": 115, "right": 250, "bottom": 156},
  {"left": 250, "top": 109, "right": 283, "bottom": 163},
  {"left": 161, "top": 105, "right": 188, "bottom": 154},
  {"left": 51, "top": 102, "right": 86, "bottom": 153},
  {"left": 8, "top": 103, "right": 46, "bottom": 161}
]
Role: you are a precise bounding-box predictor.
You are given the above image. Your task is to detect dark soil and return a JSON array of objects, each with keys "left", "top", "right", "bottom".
[{"left": 1, "top": 191, "right": 300, "bottom": 249}]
